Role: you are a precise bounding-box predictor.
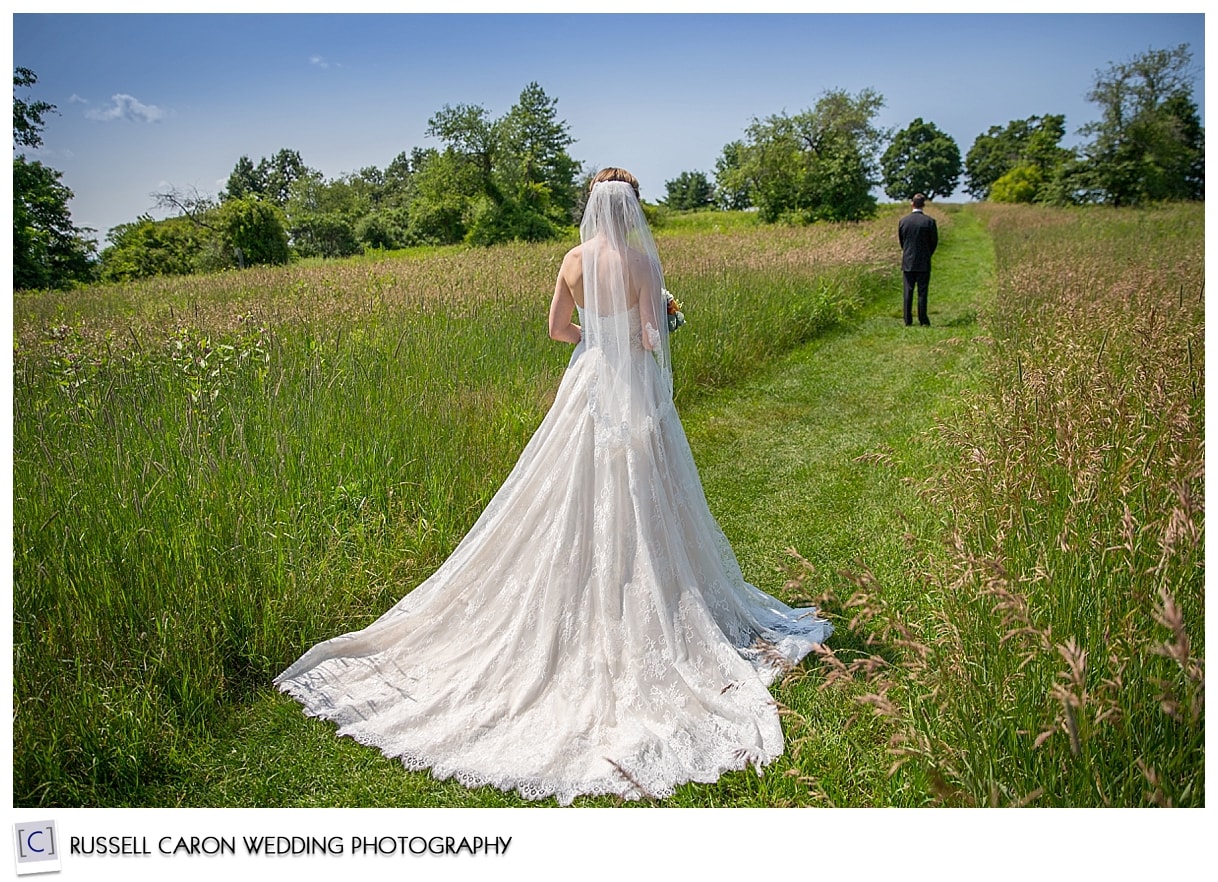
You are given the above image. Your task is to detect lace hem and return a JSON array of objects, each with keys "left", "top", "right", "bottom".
[
  {"left": 275, "top": 677, "right": 782, "bottom": 806},
  {"left": 274, "top": 611, "right": 830, "bottom": 806}
]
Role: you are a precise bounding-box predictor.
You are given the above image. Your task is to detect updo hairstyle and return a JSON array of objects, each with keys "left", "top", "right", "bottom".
[{"left": 589, "top": 167, "right": 641, "bottom": 199}]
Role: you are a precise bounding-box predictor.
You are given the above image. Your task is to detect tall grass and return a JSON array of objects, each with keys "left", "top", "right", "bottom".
[
  {"left": 811, "top": 202, "right": 1204, "bottom": 806},
  {"left": 13, "top": 215, "right": 893, "bottom": 806}
]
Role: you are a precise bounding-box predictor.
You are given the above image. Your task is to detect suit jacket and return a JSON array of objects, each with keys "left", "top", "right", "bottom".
[{"left": 898, "top": 209, "right": 938, "bottom": 272}]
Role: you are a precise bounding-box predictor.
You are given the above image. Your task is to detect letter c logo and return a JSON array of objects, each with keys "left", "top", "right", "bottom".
[{"left": 26, "top": 830, "right": 45, "bottom": 853}]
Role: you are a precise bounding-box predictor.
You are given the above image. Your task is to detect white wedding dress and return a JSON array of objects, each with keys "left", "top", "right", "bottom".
[{"left": 275, "top": 182, "right": 832, "bottom": 805}]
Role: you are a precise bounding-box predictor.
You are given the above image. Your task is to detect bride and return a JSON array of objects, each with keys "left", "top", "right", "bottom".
[{"left": 275, "top": 168, "right": 832, "bottom": 805}]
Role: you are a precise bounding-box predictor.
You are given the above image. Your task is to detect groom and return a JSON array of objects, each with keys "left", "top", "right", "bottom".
[{"left": 898, "top": 194, "right": 938, "bottom": 326}]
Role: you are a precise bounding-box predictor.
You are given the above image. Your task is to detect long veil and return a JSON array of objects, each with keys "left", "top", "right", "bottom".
[{"left": 578, "top": 181, "right": 672, "bottom": 446}]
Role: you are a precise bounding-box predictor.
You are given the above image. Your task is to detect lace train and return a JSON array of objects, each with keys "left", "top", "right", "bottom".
[{"left": 275, "top": 316, "right": 831, "bottom": 804}]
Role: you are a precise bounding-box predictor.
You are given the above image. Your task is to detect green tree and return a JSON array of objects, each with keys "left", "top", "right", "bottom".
[
  {"left": 98, "top": 215, "right": 209, "bottom": 281},
  {"left": 14, "top": 158, "right": 98, "bottom": 289},
  {"left": 288, "top": 212, "right": 361, "bottom": 258},
  {"left": 422, "top": 83, "right": 579, "bottom": 244},
  {"left": 1032, "top": 156, "right": 1095, "bottom": 207},
  {"left": 663, "top": 171, "right": 716, "bottom": 210},
  {"left": 13, "top": 66, "right": 53, "bottom": 149},
  {"left": 258, "top": 148, "right": 308, "bottom": 206},
  {"left": 497, "top": 81, "right": 580, "bottom": 222},
  {"left": 222, "top": 155, "right": 261, "bottom": 201},
  {"left": 427, "top": 103, "right": 498, "bottom": 190},
  {"left": 404, "top": 149, "right": 477, "bottom": 245},
  {"left": 964, "top": 114, "right": 1071, "bottom": 201},
  {"left": 217, "top": 196, "right": 290, "bottom": 266},
  {"left": 881, "top": 117, "right": 961, "bottom": 201},
  {"left": 1155, "top": 92, "right": 1205, "bottom": 200},
  {"left": 728, "top": 88, "right": 887, "bottom": 223},
  {"left": 12, "top": 68, "right": 96, "bottom": 290},
  {"left": 283, "top": 170, "right": 365, "bottom": 258},
  {"left": 713, "top": 140, "right": 752, "bottom": 210},
  {"left": 989, "top": 165, "right": 1044, "bottom": 204},
  {"left": 382, "top": 151, "right": 417, "bottom": 207},
  {"left": 100, "top": 194, "right": 288, "bottom": 280},
  {"left": 1078, "top": 44, "right": 1203, "bottom": 205},
  {"left": 222, "top": 148, "right": 310, "bottom": 206},
  {"left": 465, "top": 192, "right": 559, "bottom": 246},
  {"left": 356, "top": 207, "right": 411, "bottom": 250}
]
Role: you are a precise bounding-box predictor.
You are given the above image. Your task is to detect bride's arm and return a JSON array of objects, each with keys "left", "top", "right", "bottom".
[
  {"left": 548, "top": 251, "right": 582, "bottom": 345},
  {"left": 637, "top": 256, "right": 662, "bottom": 351}
]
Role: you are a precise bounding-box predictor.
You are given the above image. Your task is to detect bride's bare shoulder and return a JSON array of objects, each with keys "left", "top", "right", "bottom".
[
  {"left": 559, "top": 243, "right": 585, "bottom": 276},
  {"left": 626, "top": 245, "right": 660, "bottom": 276},
  {"left": 626, "top": 245, "right": 654, "bottom": 264}
]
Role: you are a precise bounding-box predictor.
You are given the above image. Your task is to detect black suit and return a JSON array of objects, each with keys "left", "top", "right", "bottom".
[{"left": 898, "top": 208, "right": 938, "bottom": 326}]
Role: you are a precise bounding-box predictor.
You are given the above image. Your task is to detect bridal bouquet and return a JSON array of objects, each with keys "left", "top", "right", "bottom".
[{"left": 664, "top": 289, "right": 686, "bottom": 334}]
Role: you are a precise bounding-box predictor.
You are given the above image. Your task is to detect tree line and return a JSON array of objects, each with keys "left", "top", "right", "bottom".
[
  {"left": 665, "top": 44, "right": 1203, "bottom": 215},
  {"left": 101, "top": 81, "right": 581, "bottom": 283},
  {"left": 12, "top": 44, "right": 1204, "bottom": 290}
]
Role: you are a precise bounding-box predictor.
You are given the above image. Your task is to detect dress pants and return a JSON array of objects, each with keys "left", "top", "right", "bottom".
[{"left": 903, "top": 270, "right": 930, "bottom": 326}]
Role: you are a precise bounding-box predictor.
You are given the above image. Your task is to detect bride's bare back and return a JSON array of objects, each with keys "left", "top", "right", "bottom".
[{"left": 549, "top": 238, "right": 660, "bottom": 347}]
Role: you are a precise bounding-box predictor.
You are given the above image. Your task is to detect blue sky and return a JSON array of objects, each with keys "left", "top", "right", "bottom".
[{"left": 10, "top": 11, "right": 1207, "bottom": 241}]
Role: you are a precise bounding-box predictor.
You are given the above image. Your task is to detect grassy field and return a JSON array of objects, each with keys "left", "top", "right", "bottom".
[{"left": 11, "top": 202, "right": 1203, "bottom": 807}]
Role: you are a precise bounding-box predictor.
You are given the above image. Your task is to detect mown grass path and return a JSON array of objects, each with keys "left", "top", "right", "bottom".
[
  {"left": 683, "top": 205, "right": 994, "bottom": 805},
  {"left": 688, "top": 205, "right": 991, "bottom": 589},
  {"left": 186, "top": 206, "right": 996, "bottom": 807}
]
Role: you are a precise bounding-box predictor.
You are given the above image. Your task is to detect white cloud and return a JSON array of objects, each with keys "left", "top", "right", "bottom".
[
  {"left": 68, "top": 94, "right": 89, "bottom": 104},
  {"left": 85, "top": 94, "right": 168, "bottom": 123},
  {"left": 309, "top": 55, "right": 340, "bottom": 70}
]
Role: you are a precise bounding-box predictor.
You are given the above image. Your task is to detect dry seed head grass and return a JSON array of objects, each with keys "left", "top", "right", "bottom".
[
  {"left": 14, "top": 216, "right": 894, "bottom": 363},
  {"left": 804, "top": 203, "right": 1203, "bottom": 807}
]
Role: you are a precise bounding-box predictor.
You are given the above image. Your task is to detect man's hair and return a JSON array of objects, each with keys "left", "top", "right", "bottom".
[{"left": 912, "top": 194, "right": 926, "bottom": 209}]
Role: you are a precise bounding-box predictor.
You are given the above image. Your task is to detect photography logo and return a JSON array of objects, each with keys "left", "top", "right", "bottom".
[{"left": 12, "top": 821, "right": 61, "bottom": 876}]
